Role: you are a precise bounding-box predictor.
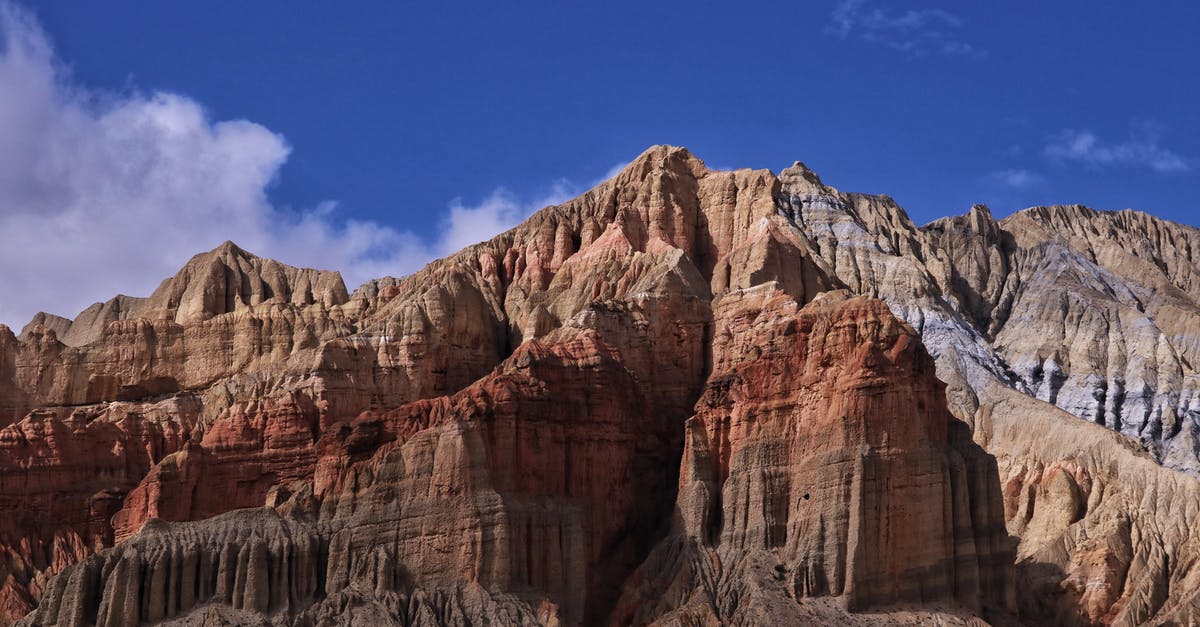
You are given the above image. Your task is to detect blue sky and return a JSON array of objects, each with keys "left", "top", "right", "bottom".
[{"left": 0, "top": 1, "right": 1197, "bottom": 326}]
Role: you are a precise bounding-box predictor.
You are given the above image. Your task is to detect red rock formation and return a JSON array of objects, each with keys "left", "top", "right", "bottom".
[
  {"left": 112, "top": 392, "right": 321, "bottom": 543},
  {"left": 0, "top": 398, "right": 201, "bottom": 620},
  {"left": 16, "top": 287, "right": 1016, "bottom": 626},
  {"left": 612, "top": 289, "right": 1014, "bottom": 624},
  {"left": 0, "top": 246, "right": 352, "bottom": 623},
  {"left": 14, "top": 289, "right": 711, "bottom": 625},
  {"left": 25, "top": 145, "right": 1183, "bottom": 627}
]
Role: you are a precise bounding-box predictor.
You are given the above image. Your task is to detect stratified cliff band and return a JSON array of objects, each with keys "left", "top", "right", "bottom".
[{"left": 3, "top": 146, "right": 1200, "bottom": 626}]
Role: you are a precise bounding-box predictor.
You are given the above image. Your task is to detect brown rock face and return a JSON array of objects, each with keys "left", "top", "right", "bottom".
[
  {"left": 15, "top": 286, "right": 1009, "bottom": 626},
  {"left": 13, "top": 143, "right": 1200, "bottom": 626},
  {"left": 0, "top": 245, "right": 353, "bottom": 623},
  {"left": 310, "top": 319, "right": 695, "bottom": 626},
  {"left": 44, "top": 240, "right": 349, "bottom": 348},
  {"left": 613, "top": 289, "right": 1013, "bottom": 624},
  {"left": 0, "top": 398, "right": 201, "bottom": 620},
  {"left": 774, "top": 172, "right": 1200, "bottom": 624}
]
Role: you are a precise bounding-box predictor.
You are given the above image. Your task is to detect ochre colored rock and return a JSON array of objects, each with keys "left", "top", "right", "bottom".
[
  {"left": 613, "top": 289, "right": 1013, "bottom": 624},
  {"left": 11, "top": 144, "right": 1200, "bottom": 626}
]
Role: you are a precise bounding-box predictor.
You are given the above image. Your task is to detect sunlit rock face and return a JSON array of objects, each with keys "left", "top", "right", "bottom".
[
  {"left": 918, "top": 202, "right": 1200, "bottom": 474},
  {"left": 612, "top": 289, "right": 1014, "bottom": 625},
  {"left": 7, "top": 145, "right": 1200, "bottom": 626},
  {"left": 774, "top": 169, "right": 1200, "bottom": 626}
]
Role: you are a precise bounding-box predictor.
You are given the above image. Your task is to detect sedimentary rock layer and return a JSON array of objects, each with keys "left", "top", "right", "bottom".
[
  {"left": 613, "top": 289, "right": 1014, "bottom": 624},
  {"left": 7, "top": 145, "right": 1200, "bottom": 626}
]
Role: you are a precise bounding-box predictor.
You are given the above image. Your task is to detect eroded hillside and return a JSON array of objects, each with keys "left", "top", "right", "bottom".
[{"left": 4, "top": 146, "right": 1200, "bottom": 626}]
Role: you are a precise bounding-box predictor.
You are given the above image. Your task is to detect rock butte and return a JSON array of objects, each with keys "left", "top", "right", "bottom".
[{"left": 1, "top": 145, "right": 1199, "bottom": 626}]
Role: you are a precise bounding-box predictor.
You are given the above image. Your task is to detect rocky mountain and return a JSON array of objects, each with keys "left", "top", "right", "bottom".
[{"left": 2, "top": 145, "right": 1200, "bottom": 625}]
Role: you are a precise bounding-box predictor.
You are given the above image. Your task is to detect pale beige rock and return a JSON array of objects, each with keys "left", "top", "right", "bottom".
[
  {"left": 922, "top": 203, "right": 1200, "bottom": 473},
  {"left": 778, "top": 177, "right": 1200, "bottom": 624}
]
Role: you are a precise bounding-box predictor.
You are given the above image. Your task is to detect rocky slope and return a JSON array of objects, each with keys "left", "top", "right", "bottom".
[
  {"left": 4, "top": 145, "right": 1200, "bottom": 626},
  {"left": 610, "top": 289, "right": 1014, "bottom": 625}
]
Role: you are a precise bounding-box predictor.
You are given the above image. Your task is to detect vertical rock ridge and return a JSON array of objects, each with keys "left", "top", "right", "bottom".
[{"left": 613, "top": 289, "right": 1014, "bottom": 624}]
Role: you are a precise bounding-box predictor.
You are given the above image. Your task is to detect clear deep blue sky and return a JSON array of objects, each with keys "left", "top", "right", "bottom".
[{"left": 20, "top": 1, "right": 1200, "bottom": 234}]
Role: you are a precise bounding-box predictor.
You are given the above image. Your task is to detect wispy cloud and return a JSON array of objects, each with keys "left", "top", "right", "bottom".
[
  {"left": 435, "top": 164, "right": 632, "bottom": 259},
  {"left": 985, "top": 168, "right": 1043, "bottom": 190},
  {"left": 1045, "top": 122, "right": 1191, "bottom": 173},
  {"left": 437, "top": 182, "right": 577, "bottom": 256},
  {"left": 825, "top": 0, "right": 982, "bottom": 57},
  {"left": 0, "top": 3, "right": 598, "bottom": 328}
]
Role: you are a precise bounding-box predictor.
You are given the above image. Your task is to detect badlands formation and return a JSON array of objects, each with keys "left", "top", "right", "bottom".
[{"left": 2, "top": 146, "right": 1200, "bottom": 625}]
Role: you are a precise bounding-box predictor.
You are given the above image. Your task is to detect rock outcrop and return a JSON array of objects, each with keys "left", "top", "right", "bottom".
[
  {"left": 0, "top": 247, "right": 354, "bottom": 623},
  {"left": 772, "top": 171, "right": 1200, "bottom": 624},
  {"left": 970, "top": 384, "right": 1200, "bottom": 626},
  {"left": 0, "top": 243, "right": 354, "bottom": 425},
  {"left": 612, "top": 289, "right": 1014, "bottom": 625},
  {"left": 17, "top": 287, "right": 1014, "bottom": 626},
  {"left": 42, "top": 241, "right": 349, "bottom": 348},
  {"left": 7, "top": 144, "right": 1200, "bottom": 626}
]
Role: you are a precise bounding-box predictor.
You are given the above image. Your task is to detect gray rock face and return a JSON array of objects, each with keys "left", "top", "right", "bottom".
[
  {"left": 921, "top": 204, "right": 1200, "bottom": 474},
  {"left": 771, "top": 180, "right": 1200, "bottom": 625},
  {"left": 16, "top": 508, "right": 552, "bottom": 627},
  {"left": 776, "top": 169, "right": 1018, "bottom": 399},
  {"left": 17, "top": 510, "right": 321, "bottom": 627},
  {"left": 775, "top": 170, "right": 1200, "bottom": 476}
]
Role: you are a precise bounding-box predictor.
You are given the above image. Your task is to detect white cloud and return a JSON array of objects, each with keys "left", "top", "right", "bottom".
[
  {"left": 1045, "top": 124, "right": 1191, "bottom": 173},
  {"left": 825, "top": 0, "right": 982, "bottom": 57},
  {"left": 0, "top": 3, "right": 595, "bottom": 328},
  {"left": 437, "top": 181, "right": 577, "bottom": 255},
  {"left": 985, "top": 168, "right": 1043, "bottom": 190}
]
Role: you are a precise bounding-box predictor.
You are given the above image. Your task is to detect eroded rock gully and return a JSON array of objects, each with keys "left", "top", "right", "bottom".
[{"left": 5, "top": 145, "right": 1200, "bottom": 625}]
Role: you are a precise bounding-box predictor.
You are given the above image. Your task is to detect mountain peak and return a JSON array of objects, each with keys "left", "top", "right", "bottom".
[
  {"left": 778, "top": 160, "right": 829, "bottom": 194},
  {"left": 212, "top": 240, "right": 249, "bottom": 257},
  {"left": 186, "top": 240, "right": 256, "bottom": 267},
  {"left": 605, "top": 145, "right": 707, "bottom": 185},
  {"left": 38, "top": 241, "right": 349, "bottom": 346},
  {"left": 148, "top": 243, "right": 348, "bottom": 325}
]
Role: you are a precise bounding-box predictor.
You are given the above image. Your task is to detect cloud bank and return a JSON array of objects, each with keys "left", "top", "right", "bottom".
[
  {"left": 0, "top": 4, "right": 579, "bottom": 328},
  {"left": 1045, "top": 124, "right": 1191, "bottom": 173}
]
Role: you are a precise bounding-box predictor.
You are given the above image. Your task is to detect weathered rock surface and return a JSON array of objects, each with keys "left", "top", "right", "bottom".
[
  {"left": 7, "top": 144, "right": 1200, "bottom": 626},
  {"left": 0, "top": 398, "right": 202, "bottom": 620},
  {"left": 772, "top": 173, "right": 1200, "bottom": 624},
  {"left": 0, "top": 243, "right": 354, "bottom": 425},
  {"left": 612, "top": 289, "right": 1014, "bottom": 624},
  {"left": 0, "top": 246, "right": 355, "bottom": 623},
  {"left": 18, "top": 288, "right": 1011, "bottom": 626},
  {"left": 45, "top": 241, "right": 349, "bottom": 348},
  {"left": 920, "top": 203, "right": 1200, "bottom": 473}
]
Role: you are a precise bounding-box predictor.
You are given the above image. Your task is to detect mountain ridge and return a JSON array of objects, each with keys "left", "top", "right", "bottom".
[
  {"left": 4, "top": 144, "right": 1200, "bottom": 625},
  {"left": 15, "top": 145, "right": 1196, "bottom": 348}
]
